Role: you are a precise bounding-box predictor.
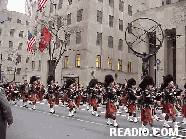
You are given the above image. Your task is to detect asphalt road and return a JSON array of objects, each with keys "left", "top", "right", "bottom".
[{"left": 6, "top": 100, "right": 186, "bottom": 139}]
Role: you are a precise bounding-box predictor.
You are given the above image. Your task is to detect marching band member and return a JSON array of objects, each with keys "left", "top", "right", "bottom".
[
  {"left": 29, "top": 76, "right": 40, "bottom": 110},
  {"left": 88, "top": 79, "right": 100, "bottom": 117},
  {"left": 125, "top": 78, "right": 138, "bottom": 123},
  {"left": 66, "top": 78, "right": 75, "bottom": 117},
  {"left": 22, "top": 80, "right": 29, "bottom": 108},
  {"left": 104, "top": 75, "right": 118, "bottom": 127},
  {"left": 37, "top": 80, "right": 42, "bottom": 102},
  {"left": 181, "top": 83, "right": 186, "bottom": 124},
  {"left": 47, "top": 75, "right": 59, "bottom": 114},
  {"left": 138, "top": 75, "right": 155, "bottom": 130},
  {"left": 161, "top": 74, "right": 179, "bottom": 129}
]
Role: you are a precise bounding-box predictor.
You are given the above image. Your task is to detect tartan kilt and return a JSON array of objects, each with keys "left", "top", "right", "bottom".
[
  {"left": 141, "top": 108, "right": 153, "bottom": 124},
  {"left": 48, "top": 95, "right": 55, "bottom": 104},
  {"left": 29, "top": 94, "right": 36, "bottom": 101},
  {"left": 76, "top": 95, "right": 82, "bottom": 107},
  {"left": 55, "top": 92, "right": 59, "bottom": 105},
  {"left": 128, "top": 104, "right": 136, "bottom": 114},
  {"left": 62, "top": 93, "right": 68, "bottom": 102},
  {"left": 87, "top": 97, "right": 92, "bottom": 105},
  {"left": 105, "top": 102, "right": 116, "bottom": 119},
  {"left": 121, "top": 97, "right": 127, "bottom": 105},
  {"left": 38, "top": 91, "right": 42, "bottom": 101},
  {"left": 68, "top": 100, "right": 73, "bottom": 109},
  {"left": 92, "top": 99, "right": 97, "bottom": 109},
  {"left": 163, "top": 104, "right": 176, "bottom": 116},
  {"left": 181, "top": 104, "right": 186, "bottom": 117}
]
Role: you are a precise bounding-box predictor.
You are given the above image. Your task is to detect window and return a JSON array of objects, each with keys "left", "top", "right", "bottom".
[
  {"left": 109, "top": 0, "right": 114, "bottom": 7},
  {"left": 118, "top": 39, "right": 123, "bottom": 51},
  {"left": 64, "top": 56, "right": 69, "bottom": 68},
  {"left": 38, "top": 60, "right": 41, "bottom": 71},
  {"left": 128, "top": 23, "right": 132, "bottom": 34},
  {"left": 97, "top": 10, "right": 102, "bottom": 24},
  {"left": 9, "top": 41, "right": 13, "bottom": 48},
  {"left": 76, "top": 54, "right": 80, "bottom": 67},
  {"left": 19, "top": 31, "right": 24, "bottom": 38},
  {"left": 35, "top": 11, "right": 38, "bottom": 20},
  {"left": 16, "top": 55, "right": 21, "bottom": 63},
  {"left": 76, "top": 31, "right": 81, "bottom": 44},
  {"left": 119, "top": 19, "right": 123, "bottom": 31},
  {"left": 108, "top": 36, "right": 113, "bottom": 48},
  {"left": 18, "top": 43, "right": 23, "bottom": 50},
  {"left": 162, "top": 1, "right": 164, "bottom": 5},
  {"left": 98, "top": 0, "right": 103, "bottom": 2},
  {"left": 77, "top": 9, "right": 83, "bottom": 22},
  {"left": 8, "top": 17, "right": 12, "bottom": 21},
  {"left": 16, "top": 68, "right": 21, "bottom": 75},
  {"left": 96, "top": 32, "right": 102, "bottom": 46},
  {"left": 26, "top": 21, "right": 29, "bottom": 25},
  {"left": 68, "top": 0, "right": 72, "bottom": 5},
  {"left": 0, "top": 28, "right": 1, "bottom": 36},
  {"left": 32, "top": 61, "right": 35, "bottom": 69},
  {"left": 10, "top": 29, "right": 15, "bottom": 36},
  {"left": 127, "top": 61, "right": 131, "bottom": 72},
  {"left": 96, "top": 55, "right": 101, "bottom": 68},
  {"left": 50, "top": 3, "right": 53, "bottom": 13},
  {"left": 26, "top": 57, "right": 29, "bottom": 63},
  {"left": 42, "top": 7, "right": 45, "bottom": 16},
  {"left": 109, "top": 15, "right": 114, "bottom": 27},
  {"left": 66, "top": 34, "right": 70, "bottom": 46},
  {"left": 128, "top": 5, "right": 132, "bottom": 16},
  {"left": 34, "top": 26, "right": 37, "bottom": 36},
  {"left": 166, "top": 0, "right": 171, "bottom": 4},
  {"left": 17, "top": 19, "right": 21, "bottom": 24},
  {"left": 58, "top": 0, "right": 63, "bottom": 9},
  {"left": 67, "top": 13, "right": 71, "bottom": 25},
  {"left": 107, "top": 57, "right": 112, "bottom": 69},
  {"left": 57, "top": 17, "right": 61, "bottom": 30},
  {"left": 7, "top": 67, "right": 12, "bottom": 72},
  {"left": 118, "top": 59, "right": 122, "bottom": 71},
  {"left": 119, "top": 0, "right": 124, "bottom": 12}
]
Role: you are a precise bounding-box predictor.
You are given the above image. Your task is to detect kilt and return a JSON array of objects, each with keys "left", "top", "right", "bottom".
[
  {"left": 38, "top": 91, "right": 42, "bottom": 101},
  {"left": 48, "top": 94, "right": 55, "bottom": 104},
  {"left": 105, "top": 102, "right": 116, "bottom": 119},
  {"left": 128, "top": 104, "right": 136, "bottom": 114},
  {"left": 22, "top": 93, "right": 28, "bottom": 102},
  {"left": 76, "top": 95, "right": 82, "bottom": 107},
  {"left": 68, "top": 100, "right": 74, "bottom": 111},
  {"left": 163, "top": 104, "right": 176, "bottom": 116},
  {"left": 121, "top": 97, "right": 127, "bottom": 105},
  {"left": 55, "top": 92, "right": 59, "bottom": 105},
  {"left": 141, "top": 108, "right": 153, "bottom": 125},
  {"left": 62, "top": 93, "right": 67, "bottom": 103},
  {"left": 87, "top": 97, "right": 92, "bottom": 105},
  {"left": 29, "top": 94, "right": 37, "bottom": 101},
  {"left": 181, "top": 104, "right": 186, "bottom": 117},
  {"left": 92, "top": 99, "right": 97, "bottom": 110}
]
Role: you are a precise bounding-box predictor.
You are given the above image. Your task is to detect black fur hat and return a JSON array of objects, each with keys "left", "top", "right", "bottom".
[
  {"left": 30, "top": 76, "right": 40, "bottom": 84},
  {"left": 66, "top": 78, "right": 74, "bottom": 88},
  {"left": 184, "top": 83, "right": 186, "bottom": 89},
  {"left": 139, "top": 75, "right": 154, "bottom": 90},
  {"left": 164, "top": 74, "right": 174, "bottom": 84},
  {"left": 47, "top": 75, "right": 55, "bottom": 85},
  {"left": 104, "top": 75, "right": 114, "bottom": 87},
  {"left": 89, "top": 79, "right": 98, "bottom": 88},
  {"left": 127, "top": 78, "right": 136, "bottom": 88}
]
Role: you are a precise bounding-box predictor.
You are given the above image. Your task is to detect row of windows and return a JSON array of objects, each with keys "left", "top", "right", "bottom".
[
  {"left": 7, "top": 17, "right": 29, "bottom": 25},
  {"left": 9, "top": 29, "right": 24, "bottom": 38},
  {"left": 8, "top": 41, "right": 23, "bottom": 50},
  {"left": 64, "top": 55, "right": 132, "bottom": 72},
  {"left": 32, "top": 60, "right": 41, "bottom": 71}
]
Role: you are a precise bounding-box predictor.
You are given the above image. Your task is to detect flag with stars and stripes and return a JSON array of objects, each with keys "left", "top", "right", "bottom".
[
  {"left": 38, "top": 0, "right": 48, "bottom": 12},
  {"left": 27, "top": 31, "right": 36, "bottom": 55}
]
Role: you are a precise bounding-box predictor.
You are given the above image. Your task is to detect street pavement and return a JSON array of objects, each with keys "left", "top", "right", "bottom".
[{"left": 6, "top": 99, "right": 186, "bottom": 139}]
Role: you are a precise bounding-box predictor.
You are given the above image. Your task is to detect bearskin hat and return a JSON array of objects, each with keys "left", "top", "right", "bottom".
[
  {"left": 30, "top": 76, "right": 40, "bottom": 84},
  {"left": 89, "top": 79, "right": 98, "bottom": 88},
  {"left": 139, "top": 75, "right": 154, "bottom": 90},
  {"left": 162, "top": 74, "right": 174, "bottom": 88},
  {"left": 104, "top": 74, "right": 114, "bottom": 87},
  {"left": 66, "top": 78, "right": 74, "bottom": 88},
  {"left": 47, "top": 75, "right": 55, "bottom": 85},
  {"left": 127, "top": 78, "right": 136, "bottom": 88}
]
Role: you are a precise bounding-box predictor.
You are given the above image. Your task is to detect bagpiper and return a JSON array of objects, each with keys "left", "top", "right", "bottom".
[
  {"left": 47, "top": 75, "right": 59, "bottom": 114},
  {"left": 181, "top": 83, "right": 186, "bottom": 124},
  {"left": 88, "top": 79, "right": 100, "bottom": 117},
  {"left": 22, "top": 80, "right": 29, "bottom": 108},
  {"left": 29, "top": 76, "right": 40, "bottom": 110},
  {"left": 161, "top": 74, "right": 179, "bottom": 129},
  {"left": 138, "top": 75, "right": 155, "bottom": 130},
  {"left": 104, "top": 75, "right": 118, "bottom": 127},
  {"left": 125, "top": 78, "right": 138, "bottom": 123}
]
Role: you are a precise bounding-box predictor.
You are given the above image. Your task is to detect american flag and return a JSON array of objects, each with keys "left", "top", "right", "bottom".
[
  {"left": 38, "top": 0, "right": 48, "bottom": 12},
  {"left": 27, "top": 31, "right": 36, "bottom": 55}
]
